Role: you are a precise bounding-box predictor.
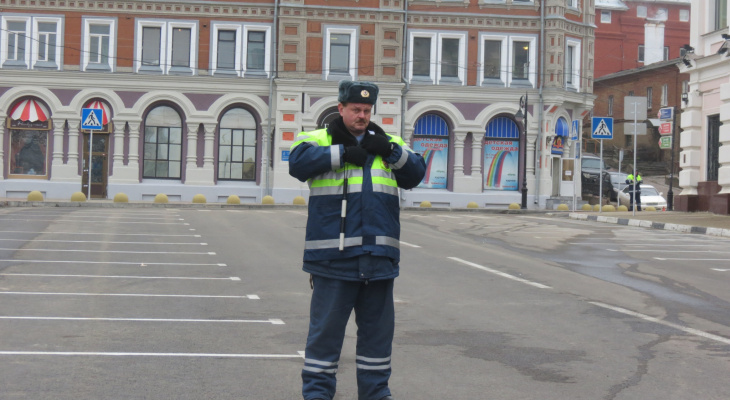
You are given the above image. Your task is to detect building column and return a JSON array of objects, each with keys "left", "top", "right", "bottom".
[
  {"left": 51, "top": 119, "right": 77, "bottom": 181},
  {"left": 184, "top": 121, "right": 214, "bottom": 185},
  {"left": 678, "top": 92, "right": 702, "bottom": 196},
  {"left": 452, "top": 130, "right": 466, "bottom": 177},
  {"left": 186, "top": 122, "right": 199, "bottom": 172},
  {"left": 109, "top": 119, "right": 140, "bottom": 183},
  {"left": 718, "top": 82, "right": 730, "bottom": 194},
  {"left": 112, "top": 121, "right": 126, "bottom": 171},
  {"left": 203, "top": 122, "right": 216, "bottom": 169},
  {"left": 67, "top": 119, "right": 80, "bottom": 168}
]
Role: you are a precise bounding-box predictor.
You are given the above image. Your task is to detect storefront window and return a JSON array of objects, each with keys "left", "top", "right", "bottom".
[
  {"left": 218, "top": 107, "right": 257, "bottom": 180},
  {"left": 483, "top": 116, "right": 520, "bottom": 191},
  {"left": 10, "top": 130, "right": 47, "bottom": 176},
  {"left": 413, "top": 114, "right": 449, "bottom": 189}
]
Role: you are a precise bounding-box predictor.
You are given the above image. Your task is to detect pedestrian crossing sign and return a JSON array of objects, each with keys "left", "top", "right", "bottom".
[
  {"left": 591, "top": 117, "right": 613, "bottom": 140},
  {"left": 81, "top": 108, "right": 103, "bottom": 130}
]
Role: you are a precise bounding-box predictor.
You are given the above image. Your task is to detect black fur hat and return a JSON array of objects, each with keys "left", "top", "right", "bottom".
[{"left": 338, "top": 80, "right": 379, "bottom": 104}]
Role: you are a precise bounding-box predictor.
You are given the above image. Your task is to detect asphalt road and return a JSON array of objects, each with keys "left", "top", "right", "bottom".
[{"left": 0, "top": 207, "right": 728, "bottom": 399}]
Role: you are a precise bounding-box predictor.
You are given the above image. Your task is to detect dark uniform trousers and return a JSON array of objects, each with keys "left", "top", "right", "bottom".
[{"left": 302, "top": 273, "right": 394, "bottom": 400}]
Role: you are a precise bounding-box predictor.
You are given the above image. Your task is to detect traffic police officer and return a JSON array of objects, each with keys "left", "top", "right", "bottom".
[
  {"left": 626, "top": 173, "right": 642, "bottom": 211},
  {"left": 289, "top": 80, "right": 426, "bottom": 400}
]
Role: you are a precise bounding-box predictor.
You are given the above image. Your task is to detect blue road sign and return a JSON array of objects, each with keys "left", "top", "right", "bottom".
[
  {"left": 281, "top": 150, "right": 290, "bottom": 162},
  {"left": 81, "top": 108, "right": 104, "bottom": 130},
  {"left": 571, "top": 120, "right": 580, "bottom": 141},
  {"left": 659, "top": 107, "right": 673, "bottom": 121},
  {"left": 591, "top": 117, "right": 613, "bottom": 140}
]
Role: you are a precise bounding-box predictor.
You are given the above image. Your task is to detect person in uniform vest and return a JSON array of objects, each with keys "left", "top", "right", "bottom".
[
  {"left": 289, "top": 80, "right": 426, "bottom": 400},
  {"left": 625, "top": 173, "right": 642, "bottom": 211}
]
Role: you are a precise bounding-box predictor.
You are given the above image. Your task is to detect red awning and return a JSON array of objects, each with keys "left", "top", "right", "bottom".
[
  {"left": 84, "top": 100, "right": 111, "bottom": 125},
  {"left": 9, "top": 99, "right": 49, "bottom": 122}
]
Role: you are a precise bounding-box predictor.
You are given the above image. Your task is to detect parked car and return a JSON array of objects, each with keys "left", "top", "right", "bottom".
[
  {"left": 617, "top": 184, "right": 667, "bottom": 209},
  {"left": 581, "top": 154, "right": 612, "bottom": 199},
  {"left": 608, "top": 172, "right": 628, "bottom": 201}
]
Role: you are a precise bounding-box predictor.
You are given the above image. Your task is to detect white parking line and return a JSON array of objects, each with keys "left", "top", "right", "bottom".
[
  {"left": 610, "top": 249, "right": 730, "bottom": 254},
  {"left": 0, "top": 291, "right": 260, "bottom": 299},
  {"left": 0, "top": 316, "right": 282, "bottom": 324},
  {"left": 711, "top": 268, "right": 730, "bottom": 272},
  {"left": 6, "top": 214, "right": 181, "bottom": 220},
  {"left": 590, "top": 301, "right": 730, "bottom": 345},
  {"left": 0, "top": 351, "right": 301, "bottom": 359},
  {"left": 0, "top": 231, "right": 202, "bottom": 237},
  {"left": 0, "top": 273, "right": 240, "bottom": 281},
  {"left": 448, "top": 257, "right": 551, "bottom": 289},
  {"left": 574, "top": 243, "right": 719, "bottom": 247},
  {"left": 0, "top": 259, "right": 227, "bottom": 266},
  {"left": 399, "top": 241, "right": 421, "bottom": 248},
  {"left": 0, "top": 218, "right": 187, "bottom": 225},
  {"left": 0, "top": 238, "right": 208, "bottom": 245},
  {"left": 0, "top": 248, "right": 216, "bottom": 255}
]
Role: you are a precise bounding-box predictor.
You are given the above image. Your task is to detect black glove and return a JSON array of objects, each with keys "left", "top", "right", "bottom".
[
  {"left": 361, "top": 134, "right": 394, "bottom": 158},
  {"left": 343, "top": 146, "right": 368, "bottom": 166}
]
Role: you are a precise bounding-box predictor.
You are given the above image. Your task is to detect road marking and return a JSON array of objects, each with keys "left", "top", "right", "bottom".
[
  {"left": 6, "top": 214, "right": 181, "bottom": 220},
  {"left": 611, "top": 249, "right": 730, "bottom": 254},
  {"left": 0, "top": 292, "right": 260, "bottom": 299},
  {"left": 0, "top": 218, "right": 187, "bottom": 225},
  {"left": 0, "top": 351, "right": 301, "bottom": 359},
  {"left": 0, "top": 231, "right": 202, "bottom": 237},
  {"left": 711, "top": 268, "right": 730, "bottom": 272},
  {"left": 590, "top": 301, "right": 730, "bottom": 345},
  {"left": 435, "top": 215, "right": 462, "bottom": 219},
  {"left": 399, "top": 241, "right": 421, "bottom": 248},
  {"left": 0, "top": 259, "right": 226, "bottom": 266},
  {"left": 0, "top": 273, "right": 240, "bottom": 281},
  {"left": 0, "top": 248, "right": 215, "bottom": 255},
  {"left": 0, "top": 316, "right": 283, "bottom": 324},
  {"left": 574, "top": 243, "right": 719, "bottom": 247},
  {"left": 448, "top": 257, "right": 551, "bottom": 289},
  {"left": 0, "top": 238, "right": 208, "bottom": 246}
]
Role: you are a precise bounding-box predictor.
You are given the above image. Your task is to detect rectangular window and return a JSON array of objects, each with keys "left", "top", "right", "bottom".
[
  {"left": 136, "top": 20, "right": 198, "bottom": 75},
  {"left": 566, "top": 0, "right": 577, "bottom": 8},
  {"left": 601, "top": 11, "right": 612, "bottom": 23},
  {"left": 512, "top": 41, "right": 530, "bottom": 80},
  {"left": 679, "top": 9, "right": 690, "bottom": 22},
  {"left": 565, "top": 39, "right": 581, "bottom": 91},
  {"left": 217, "top": 30, "right": 236, "bottom": 70},
  {"left": 144, "top": 126, "right": 182, "bottom": 179},
  {"left": 413, "top": 37, "right": 432, "bottom": 77},
  {"left": 171, "top": 27, "right": 191, "bottom": 68},
  {"left": 716, "top": 0, "right": 728, "bottom": 30},
  {"left": 246, "top": 31, "right": 266, "bottom": 70},
  {"left": 638, "top": 45, "right": 645, "bottom": 62},
  {"left": 637, "top": 6, "right": 647, "bottom": 18},
  {"left": 329, "top": 33, "right": 350, "bottom": 73},
  {"left": 708, "top": 115, "right": 721, "bottom": 181},
  {"left": 142, "top": 27, "right": 161, "bottom": 66},
  {"left": 218, "top": 128, "right": 257, "bottom": 180},
  {"left": 661, "top": 84, "right": 668, "bottom": 106},
  {"left": 483, "top": 40, "right": 502, "bottom": 79},
  {"left": 82, "top": 18, "right": 115, "bottom": 72},
  {"left": 608, "top": 95, "right": 614, "bottom": 116},
  {"left": 664, "top": 46, "right": 669, "bottom": 61},
  {"left": 566, "top": 46, "right": 574, "bottom": 85},
  {"left": 6, "top": 21, "right": 27, "bottom": 63},
  {"left": 440, "top": 38, "right": 459, "bottom": 78},
  {"left": 10, "top": 130, "right": 48, "bottom": 177},
  {"left": 323, "top": 26, "right": 358, "bottom": 80},
  {"left": 646, "top": 87, "right": 653, "bottom": 110},
  {"left": 36, "top": 22, "right": 57, "bottom": 63}
]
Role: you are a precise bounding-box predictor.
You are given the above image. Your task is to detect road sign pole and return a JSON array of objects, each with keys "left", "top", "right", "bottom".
[
  {"left": 633, "top": 102, "right": 637, "bottom": 216},
  {"left": 599, "top": 139, "right": 603, "bottom": 213},
  {"left": 667, "top": 106, "right": 676, "bottom": 211},
  {"left": 88, "top": 130, "right": 93, "bottom": 201}
]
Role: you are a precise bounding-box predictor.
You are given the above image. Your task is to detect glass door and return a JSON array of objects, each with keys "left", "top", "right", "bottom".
[{"left": 82, "top": 132, "right": 109, "bottom": 198}]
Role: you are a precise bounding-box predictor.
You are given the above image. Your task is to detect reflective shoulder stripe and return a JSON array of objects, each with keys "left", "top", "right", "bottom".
[
  {"left": 375, "top": 236, "right": 400, "bottom": 248},
  {"left": 331, "top": 145, "right": 342, "bottom": 170},
  {"left": 390, "top": 147, "right": 409, "bottom": 170}
]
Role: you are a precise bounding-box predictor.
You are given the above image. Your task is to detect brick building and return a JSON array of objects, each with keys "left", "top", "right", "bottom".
[{"left": 0, "top": 0, "right": 596, "bottom": 208}]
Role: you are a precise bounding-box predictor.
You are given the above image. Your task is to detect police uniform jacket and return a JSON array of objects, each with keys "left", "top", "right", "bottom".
[{"left": 289, "top": 117, "right": 426, "bottom": 280}]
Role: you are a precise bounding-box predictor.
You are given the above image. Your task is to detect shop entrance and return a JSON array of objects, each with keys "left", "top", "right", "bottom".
[{"left": 81, "top": 132, "right": 109, "bottom": 199}]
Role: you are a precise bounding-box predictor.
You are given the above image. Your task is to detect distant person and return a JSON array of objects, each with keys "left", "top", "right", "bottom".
[{"left": 626, "top": 173, "right": 642, "bottom": 211}]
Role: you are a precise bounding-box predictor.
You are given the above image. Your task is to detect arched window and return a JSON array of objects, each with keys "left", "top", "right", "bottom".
[
  {"left": 218, "top": 107, "right": 257, "bottom": 180},
  {"left": 412, "top": 114, "right": 449, "bottom": 189},
  {"left": 143, "top": 105, "right": 182, "bottom": 179},
  {"left": 483, "top": 116, "right": 520, "bottom": 191},
  {"left": 317, "top": 107, "right": 340, "bottom": 130}
]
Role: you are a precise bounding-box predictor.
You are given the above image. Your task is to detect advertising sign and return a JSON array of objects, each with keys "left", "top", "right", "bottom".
[
  {"left": 659, "top": 121, "right": 673, "bottom": 135},
  {"left": 413, "top": 138, "right": 448, "bottom": 189},
  {"left": 483, "top": 140, "right": 519, "bottom": 191},
  {"left": 659, "top": 136, "right": 672, "bottom": 149},
  {"left": 659, "top": 107, "right": 673, "bottom": 121}
]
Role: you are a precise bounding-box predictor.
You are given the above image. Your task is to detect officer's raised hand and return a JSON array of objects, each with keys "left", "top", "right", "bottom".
[
  {"left": 361, "top": 133, "right": 393, "bottom": 158},
  {"left": 343, "top": 145, "right": 368, "bottom": 166}
]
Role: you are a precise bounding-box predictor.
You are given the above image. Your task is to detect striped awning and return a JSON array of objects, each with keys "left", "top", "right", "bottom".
[
  {"left": 556, "top": 117, "right": 569, "bottom": 137},
  {"left": 84, "top": 100, "right": 111, "bottom": 125},
  {"left": 9, "top": 99, "right": 50, "bottom": 122}
]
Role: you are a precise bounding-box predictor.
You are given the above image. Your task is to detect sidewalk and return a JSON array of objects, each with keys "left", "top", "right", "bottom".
[{"left": 569, "top": 211, "right": 730, "bottom": 238}]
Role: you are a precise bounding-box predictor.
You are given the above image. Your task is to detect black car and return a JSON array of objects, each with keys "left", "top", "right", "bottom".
[{"left": 581, "top": 154, "right": 612, "bottom": 199}]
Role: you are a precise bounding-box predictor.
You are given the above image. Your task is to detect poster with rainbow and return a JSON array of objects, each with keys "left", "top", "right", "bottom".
[
  {"left": 483, "top": 140, "right": 519, "bottom": 191},
  {"left": 413, "top": 138, "right": 448, "bottom": 189}
]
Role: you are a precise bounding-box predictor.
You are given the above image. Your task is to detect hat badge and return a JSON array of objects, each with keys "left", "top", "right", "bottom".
[{"left": 361, "top": 90, "right": 370, "bottom": 98}]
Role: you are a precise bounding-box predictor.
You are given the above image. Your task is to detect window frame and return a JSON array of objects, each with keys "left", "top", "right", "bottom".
[
  {"left": 1, "top": 17, "right": 31, "bottom": 68},
  {"left": 323, "top": 25, "right": 359, "bottom": 81},
  {"left": 679, "top": 9, "right": 690, "bottom": 22},
  {"left": 565, "top": 38, "right": 581, "bottom": 91},
  {"left": 409, "top": 30, "right": 467, "bottom": 85},
  {"left": 638, "top": 45, "right": 645, "bottom": 62},
  {"left": 217, "top": 108, "right": 258, "bottom": 182},
  {"left": 637, "top": 6, "right": 647, "bottom": 18},
  {"left": 507, "top": 35, "right": 536, "bottom": 88},
  {"left": 661, "top": 84, "right": 668, "bottom": 107},
  {"left": 601, "top": 10, "right": 612, "bottom": 23},
  {"left": 646, "top": 87, "right": 653, "bottom": 110},
  {"left": 135, "top": 19, "right": 198, "bottom": 75},
  {"left": 608, "top": 95, "right": 614, "bottom": 117},
  {"left": 82, "top": 17, "right": 117, "bottom": 72},
  {"left": 1, "top": 15, "right": 64, "bottom": 70}
]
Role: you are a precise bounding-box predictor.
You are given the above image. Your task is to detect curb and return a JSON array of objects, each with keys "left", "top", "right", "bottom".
[{"left": 568, "top": 213, "right": 730, "bottom": 238}]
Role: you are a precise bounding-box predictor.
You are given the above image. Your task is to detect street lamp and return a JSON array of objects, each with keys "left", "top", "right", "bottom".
[{"left": 514, "top": 93, "right": 529, "bottom": 209}]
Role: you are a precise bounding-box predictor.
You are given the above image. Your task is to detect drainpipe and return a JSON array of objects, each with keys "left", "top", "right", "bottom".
[
  {"left": 535, "top": 0, "right": 545, "bottom": 206},
  {"left": 400, "top": 0, "right": 410, "bottom": 208},
  {"left": 264, "top": 0, "right": 279, "bottom": 199}
]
